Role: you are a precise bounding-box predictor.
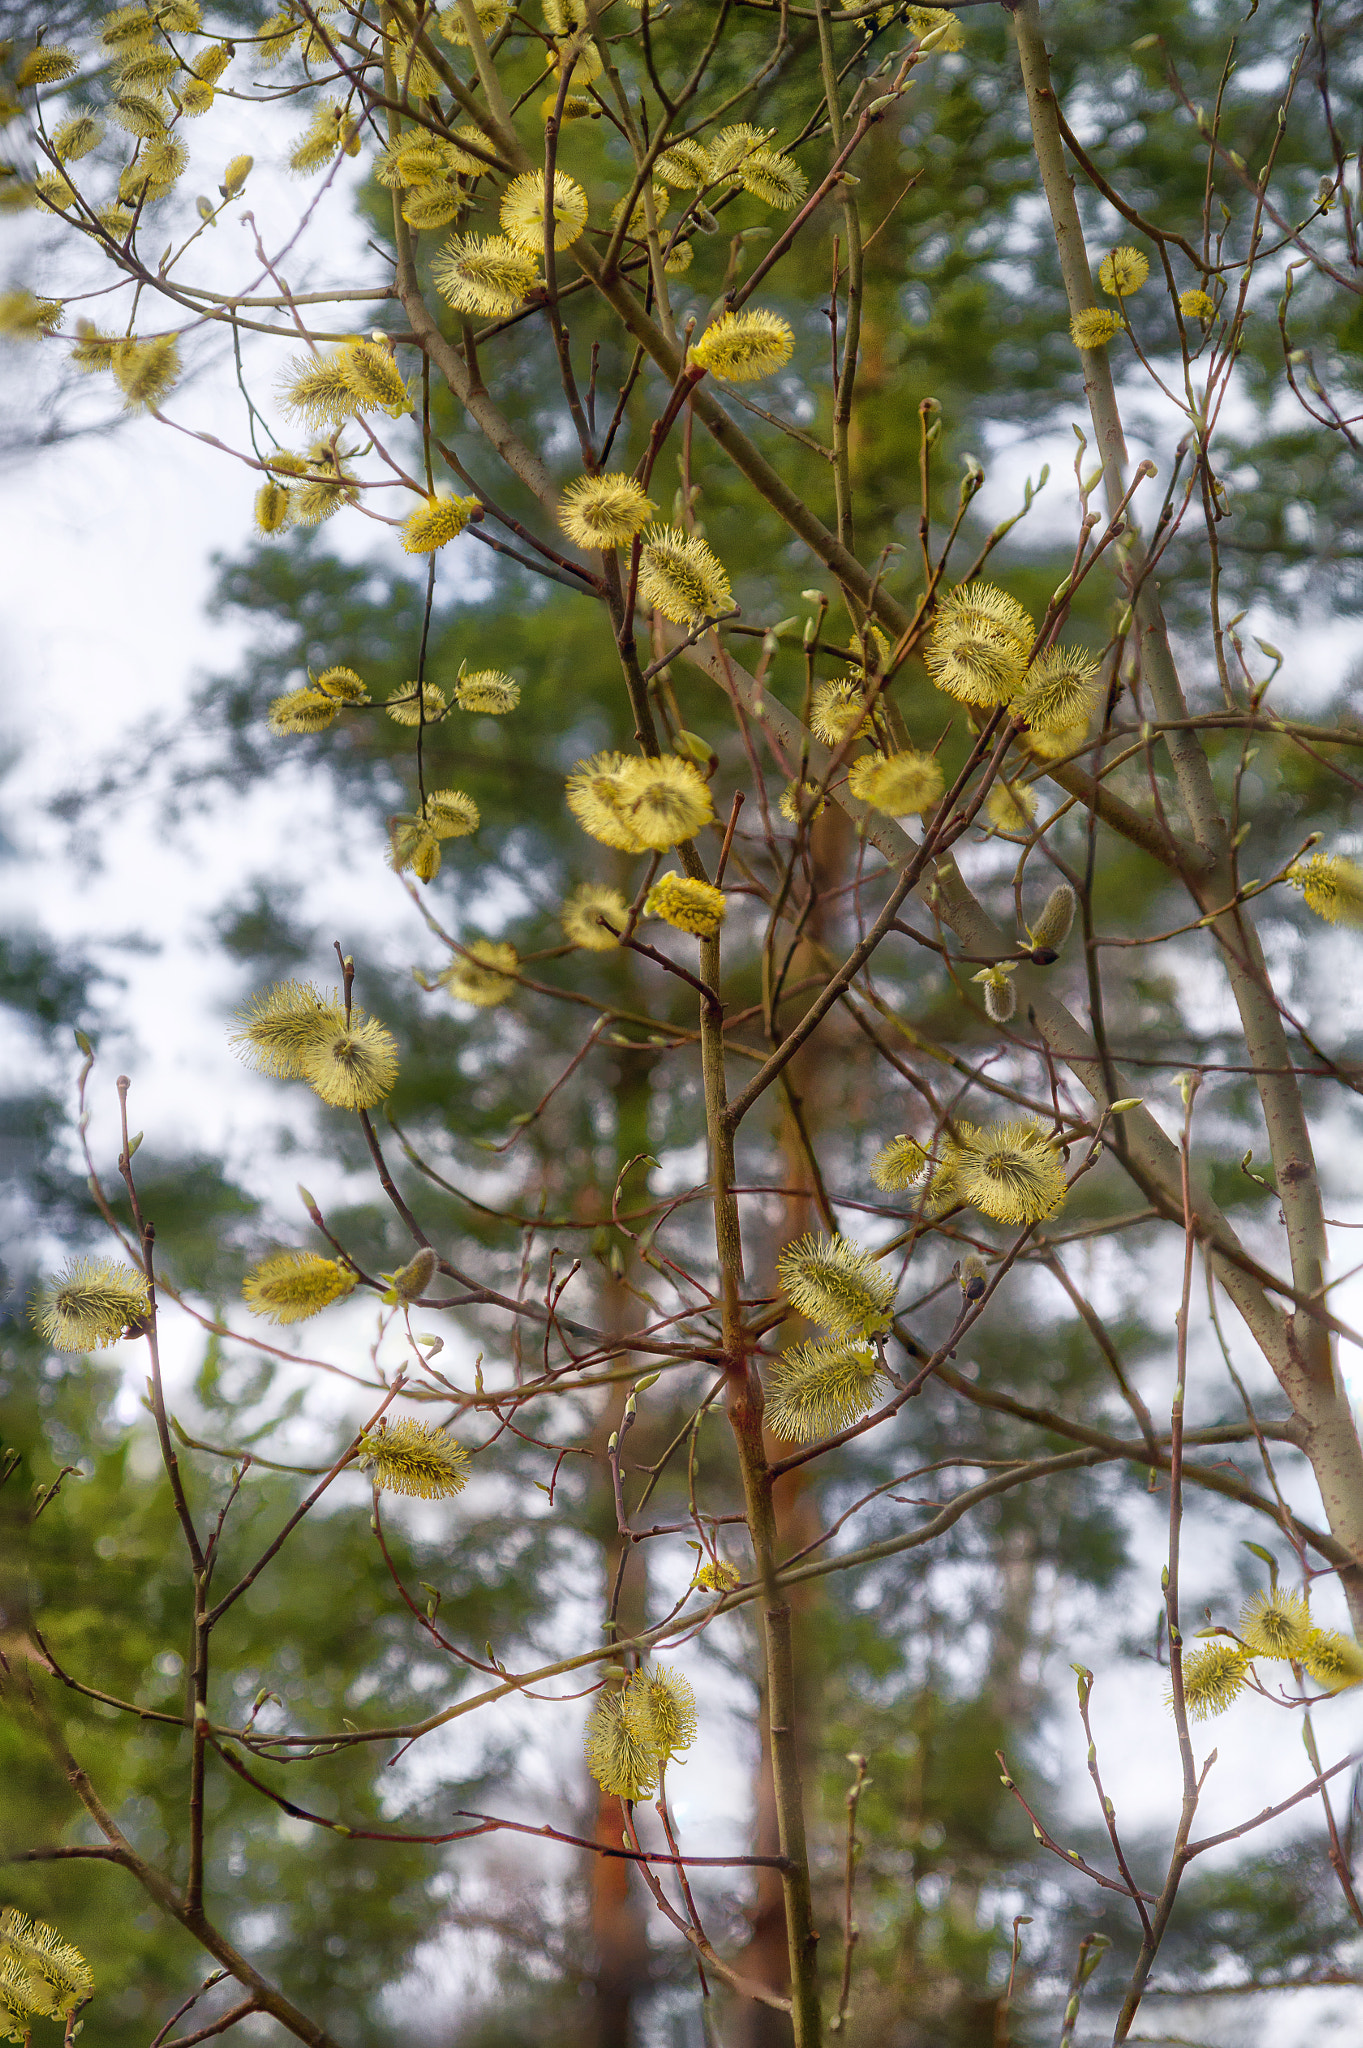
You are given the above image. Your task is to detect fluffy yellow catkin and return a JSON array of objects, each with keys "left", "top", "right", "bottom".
[
  {"left": 499, "top": 169, "right": 588, "bottom": 249},
  {"left": 764, "top": 1341, "right": 886, "bottom": 1441},
  {"left": 952, "top": 1120, "right": 1067, "bottom": 1225},
  {"left": 869, "top": 1135, "right": 927, "bottom": 1191},
  {"left": 441, "top": 940, "right": 518, "bottom": 1007},
  {"left": 924, "top": 582, "right": 1034, "bottom": 707},
  {"left": 358, "top": 1418, "right": 469, "bottom": 1498},
  {"left": 562, "top": 883, "right": 628, "bottom": 949},
  {"left": 566, "top": 752, "right": 715, "bottom": 853},
  {"left": 636, "top": 528, "right": 732, "bottom": 625},
  {"left": 777, "top": 1233, "right": 896, "bottom": 1338},
  {"left": 847, "top": 749, "right": 944, "bottom": 818},
  {"left": 1174, "top": 1641, "right": 1251, "bottom": 1721},
  {"left": 558, "top": 473, "right": 656, "bottom": 550},
  {"left": 401, "top": 494, "right": 478, "bottom": 554},
  {"left": 432, "top": 234, "right": 540, "bottom": 317},
  {"left": 242, "top": 1251, "right": 356, "bottom": 1324},
  {"left": 621, "top": 1664, "right": 698, "bottom": 1761},
  {"left": 644, "top": 873, "right": 727, "bottom": 937},
  {"left": 1287, "top": 852, "right": 1363, "bottom": 926},
  {"left": 583, "top": 1684, "right": 658, "bottom": 1800},
  {"left": 690, "top": 308, "right": 795, "bottom": 380},
  {"left": 32, "top": 1258, "right": 150, "bottom": 1351},
  {"left": 1070, "top": 307, "right": 1123, "bottom": 350},
  {"left": 0, "top": 1908, "right": 93, "bottom": 2025}
]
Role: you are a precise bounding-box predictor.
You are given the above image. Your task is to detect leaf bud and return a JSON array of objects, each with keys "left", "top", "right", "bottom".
[{"left": 673, "top": 728, "right": 717, "bottom": 773}]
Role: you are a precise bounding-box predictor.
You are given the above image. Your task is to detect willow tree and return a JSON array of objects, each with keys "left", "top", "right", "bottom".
[{"left": 5, "top": 0, "right": 1363, "bottom": 2043}]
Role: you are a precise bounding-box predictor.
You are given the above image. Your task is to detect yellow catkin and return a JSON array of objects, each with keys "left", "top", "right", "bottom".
[
  {"left": 440, "top": 939, "right": 518, "bottom": 1007},
  {"left": 558, "top": 473, "right": 656, "bottom": 550},
  {"left": 691, "top": 308, "right": 794, "bottom": 380},
  {"left": 777, "top": 1232, "right": 895, "bottom": 1338},
  {"left": 644, "top": 873, "right": 727, "bottom": 937},
  {"left": 1070, "top": 307, "right": 1123, "bottom": 350},
  {"left": 499, "top": 169, "right": 588, "bottom": 250},
  {"left": 300, "top": 1015, "right": 400, "bottom": 1109},
  {"left": 846, "top": 749, "right": 943, "bottom": 818},
  {"left": 32, "top": 1257, "right": 150, "bottom": 1351},
  {"left": 254, "top": 480, "right": 292, "bottom": 534},
  {"left": 1098, "top": 245, "right": 1150, "bottom": 296},
  {"left": 1175, "top": 1641, "right": 1251, "bottom": 1721},
  {"left": 401, "top": 494, "right": 477, "bottom": 553},
  {"left": 454, "top": 669, "right": 519, "bottom": 713},
  {"left": 432, "top": 233, "right": 540, "bottom": 317},
  {"left": 637, "top": 527, "right": 732, "bottom": 624},
  {"left": 924, "top": 582, "right": 1034, "bottom": 707},
  {"left": 358, "top": 1417, "right": 469, "bottom": 1498},
  {"left": 1179, "top": 288, "right": 1217, "bottom": 322},
  {"left": 765, "top": 1341, "right": 886, "bottom": 1441},
  {"left": 1238, "top": 1587, "right": 1312, "bottom": 1660},
  {"left": 584, "top": 1685, "right": 658, "bottom": 1800},
  {"left": 954, "top": 1120, "right": 1067, "bottom": 1225},
  {"left": 869, "top": 1135, "right": 927, "bottom": 1191},
  {"left": 1287, "top": 852, "right": 1363, "bottom": 927},
  {"left": 621, "top": 1664, "right": 698, "bottom": 1760},
  {"left": 562, "top": 883, "right": 629, "bottom": 949},
  {"left": 243, "top": 1251, "right": 356, "bottom": 1323}
]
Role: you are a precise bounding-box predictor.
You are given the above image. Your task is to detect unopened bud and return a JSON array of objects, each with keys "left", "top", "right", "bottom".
[
  {"left": 1027, "top": 883, "right": 1076, "bottom": 959},
  {"left": 392, "top": 1247, "right": 438, "bottom": 1300},
  {"left": 673, "top": 728, "right": 717, "bottom": 772},
  {"left": 958, "top": 1252, "right": 989, "bottom": 1301}
]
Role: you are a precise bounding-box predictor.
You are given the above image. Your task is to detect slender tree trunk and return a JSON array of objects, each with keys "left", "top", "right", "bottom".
[
  {"left": 736, "top": 807, "right": 858, "bottom": 2046},
  {"left": 582, "top": 1030, "right": 659, "bottom": 2048}
]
